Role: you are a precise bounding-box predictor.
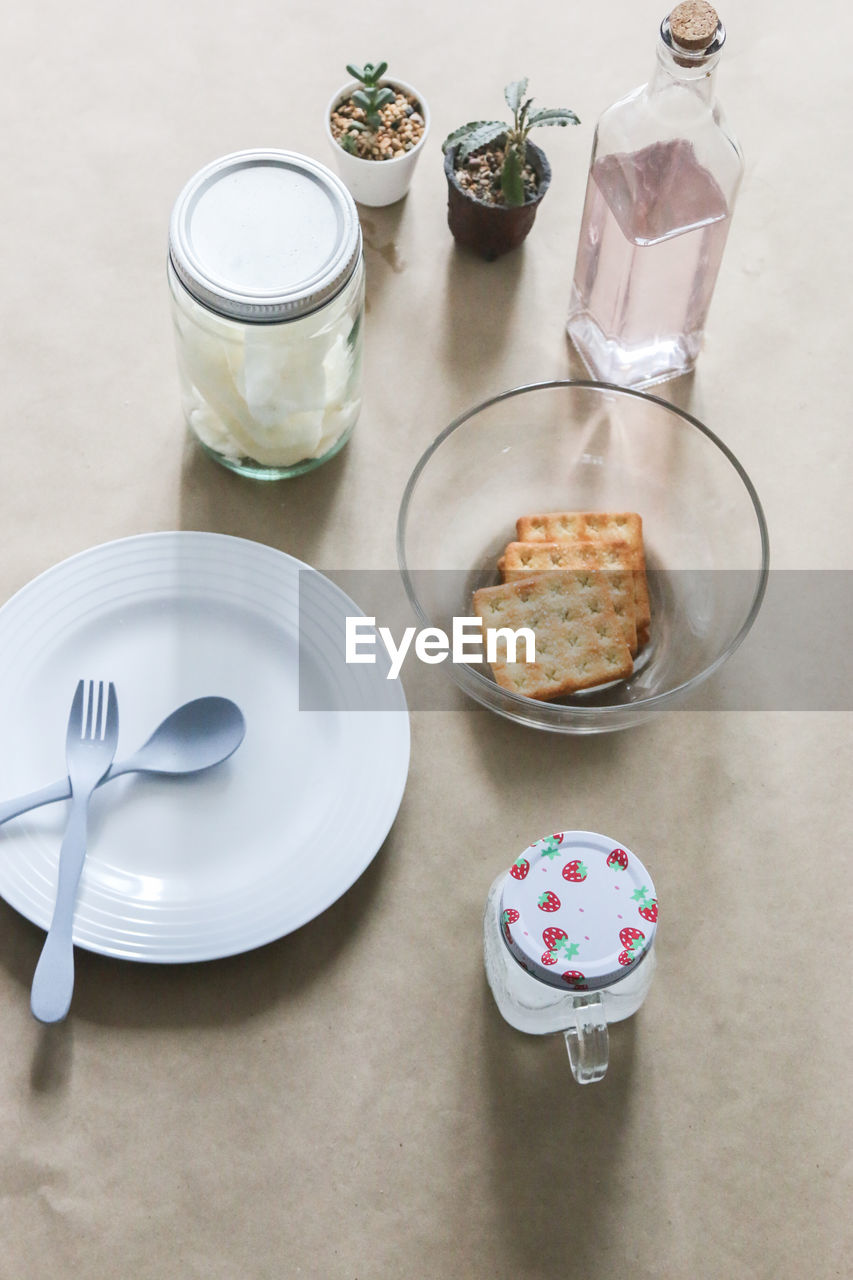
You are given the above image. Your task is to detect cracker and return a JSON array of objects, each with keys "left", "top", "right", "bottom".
[
  {"left": 516, "top": 511, "right": 642, "bottom": 544},
  {"left": 515, "top": 511, "right": 650, "bottom": 635},
  {"left": 500, "top": 539, "right": 639, "bottom": 654},
  {"left": 472, "top": 569, "right": 634, "bottom": 700}
]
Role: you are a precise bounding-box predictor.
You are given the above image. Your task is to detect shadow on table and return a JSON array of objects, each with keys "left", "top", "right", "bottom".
[
  {"left": 1, "top": 825, "right": 395, "bottom": 1091},
  {"left": 438, "top": 243, "right": 526, "bottom": 389},
  {"left": 468, "top": 979, "right": 640, "bottom": 1278},
  {"left": 360, "top": 201, "right": 408, "bottom": 310},
  {"left": 457, "top": 700, "right": 641, "bottom": 798},
  {"left": 177, "top": 429, "right": 351, "bottom": 563}
]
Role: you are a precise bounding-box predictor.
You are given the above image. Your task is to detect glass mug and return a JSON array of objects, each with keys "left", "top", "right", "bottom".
[{"left": 484, "top": 830, "right": 658, "bottom": 1084}]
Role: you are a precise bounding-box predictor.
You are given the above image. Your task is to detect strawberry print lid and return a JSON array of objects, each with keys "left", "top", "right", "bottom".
[{"left": 499, "top": 831, "right": 658, "bottom": 992}]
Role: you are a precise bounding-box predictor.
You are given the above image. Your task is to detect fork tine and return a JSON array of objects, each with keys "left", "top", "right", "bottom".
[
  {"left": 95, "top": 681, "right": 106, "bottom": 740},
  {"left": 84, "top": 680, "right": 95, "bottom": 739}
]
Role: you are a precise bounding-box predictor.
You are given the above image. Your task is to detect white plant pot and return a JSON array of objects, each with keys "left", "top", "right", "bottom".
[{"left": 325, "top": 78, "right": 430, "bottom": 208}]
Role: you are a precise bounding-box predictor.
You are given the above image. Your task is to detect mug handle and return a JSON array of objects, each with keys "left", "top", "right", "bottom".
[{"left": 564, "top": 994, "right": 608, "bottom": 1084}]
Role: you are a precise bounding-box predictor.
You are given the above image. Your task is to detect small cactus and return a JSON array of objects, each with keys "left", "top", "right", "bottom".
[
  {"left": 344, "top": 60, "right": 396, "bottom": 132},
  {"left": 442, "top": 78, "right": 579, "bottom": 207}
]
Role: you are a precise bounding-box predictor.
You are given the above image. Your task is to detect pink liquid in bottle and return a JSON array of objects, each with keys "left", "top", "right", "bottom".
[{"left": 567, "top": 138, "right": 731, "bottom": 387}]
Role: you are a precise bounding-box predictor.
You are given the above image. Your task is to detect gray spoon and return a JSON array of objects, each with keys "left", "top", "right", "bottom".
[{"left": 0, "top": 696, "right": 246, "bottom": 827}]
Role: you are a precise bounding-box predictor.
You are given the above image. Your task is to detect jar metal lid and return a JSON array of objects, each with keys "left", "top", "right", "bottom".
[
  {"left": 168, "top": 149, "right": 362, "bottom": 323},
  {"left": 499, "top": 831, "right": 658, "bottom": 992}
]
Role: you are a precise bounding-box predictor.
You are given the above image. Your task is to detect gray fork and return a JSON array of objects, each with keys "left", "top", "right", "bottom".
[{"left": 30, "top": 680, "right": 119, "bottom": 1023}]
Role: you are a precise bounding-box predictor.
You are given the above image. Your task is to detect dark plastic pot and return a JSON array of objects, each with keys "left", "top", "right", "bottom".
[{"left": 444, "top": 140, "right": 552, "bottom": 260}]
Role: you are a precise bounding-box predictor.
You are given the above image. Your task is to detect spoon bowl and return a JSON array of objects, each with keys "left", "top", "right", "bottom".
[{"left": 111, "top": 697, "right": 246, "bottom": 778}]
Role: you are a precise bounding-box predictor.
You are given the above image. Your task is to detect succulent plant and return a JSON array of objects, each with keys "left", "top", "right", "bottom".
[
  {"left": 442, "top": 78, "right": 580, "bottom": 207},
  {"left": 344, "top": 61, "right": 396, "bottom": 131}
]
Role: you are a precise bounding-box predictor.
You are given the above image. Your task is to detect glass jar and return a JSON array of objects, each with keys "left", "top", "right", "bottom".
[
  {"left": 566, "top": 2, "right": 743, "bottom": 388},
  {"left": 484, "top": 831, "right": 658, "bottom": 1083},
  {"left": 168, "top": 149, "right": 364, "bottom": 480}
]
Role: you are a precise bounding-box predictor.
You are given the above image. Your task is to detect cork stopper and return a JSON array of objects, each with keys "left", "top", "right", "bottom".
[{"left": 668, "top": 1, "right": 720, "bottom": 51}]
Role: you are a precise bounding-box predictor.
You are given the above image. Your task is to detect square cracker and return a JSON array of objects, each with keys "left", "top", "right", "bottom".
[
  {"left": 499, "top": 539, "right": 639, "bottom": 655},
  {"left": 472, "top": 569, "right": 634, "bottom": 700},
  {"left": 515, "top": 511, "right": 650, "bottom": 634},
  {"left": 516, "top": 510, "right": 642, "bottom": 544}
]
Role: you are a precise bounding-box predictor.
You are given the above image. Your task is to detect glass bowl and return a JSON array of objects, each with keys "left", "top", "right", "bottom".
[{"left": 396, "top": 380, "right": 769, "bottom": 733}]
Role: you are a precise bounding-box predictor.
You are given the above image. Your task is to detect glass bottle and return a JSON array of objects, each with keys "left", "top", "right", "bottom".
[
  {"left": 168, "top": 150, "right": 364, "bottom": 481},
  {"left": 484, "top": 831, "right": 659, "bottom": 1084},
  {"left": 566, "top": 2, "right": 743, "bottom": 388}
]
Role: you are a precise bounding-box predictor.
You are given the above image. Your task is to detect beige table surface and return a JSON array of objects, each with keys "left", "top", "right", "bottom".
[{"left": 0, "top": 1, "right": 850, "bottom": 1277}]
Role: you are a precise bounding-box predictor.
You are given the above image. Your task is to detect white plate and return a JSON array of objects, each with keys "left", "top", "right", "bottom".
[{"left": 0, "top": 532, "right": 410, "bottom": 962}]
